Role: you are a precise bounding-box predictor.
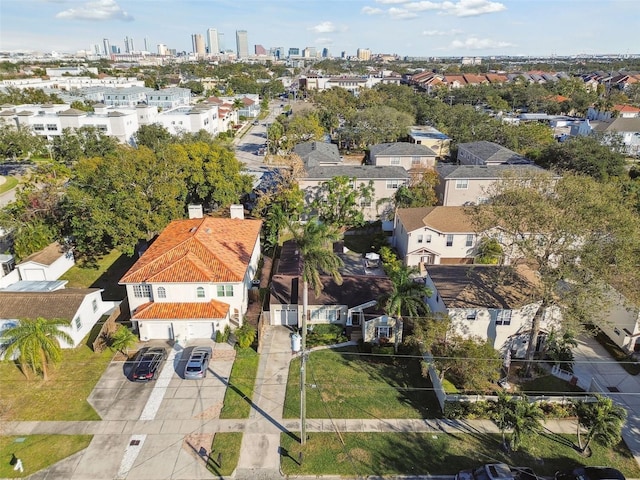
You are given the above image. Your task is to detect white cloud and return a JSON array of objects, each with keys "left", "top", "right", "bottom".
[
  {"left": 440, "top": 0, "right": 506, "bottom": 17},
  {"left": 388, "top": 7, "right": 418, "bottom": 19},
  {"left": 55, "top": 0, "right": 133, "bottom": 21},
  {"left": 404, "top": 1, "right": 441, "bottom": 12},
  {"left": 362, "top": 6, "right": 384, "bottom": 14},
  {"left": 315, "top": 37, "right": 335, "bottom": 46},
  {"left": 449, "top": 36, "right": 514, "bottom": 50},
  {"left": 422, "top": 28, "right": 462, "bottom": 36},
  {"left": 375, "top": 0, "right": 409, "bottom": 4},
  {"left": 309, "top": 21, "right": 338, "bottom": 33}
]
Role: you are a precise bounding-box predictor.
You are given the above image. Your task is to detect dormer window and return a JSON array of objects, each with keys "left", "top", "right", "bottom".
[{"left": 196, "top": 286, "right": 205, "bottom": 298}]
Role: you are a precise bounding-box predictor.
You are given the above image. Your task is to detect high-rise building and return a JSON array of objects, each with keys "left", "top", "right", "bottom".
[
  {"left": 158, "top": 44, "right": 168, "bottom": 56},
  {"left": 357, "top": 48, "right": 371, "bottom": 61},
  {"left": 303, "top": 47, "right": 317, "bottom": 58},
  {"left": 192, "top": 34, "right": 205, "bottom": 57},
  {"left": 218, "top": 33, "right": 225, "bottom": 52},
  {"left": 322, "top": 48, "right": 330, "bottom": 58},
  {"left": 144, "top": 37, "right": 149, "bottom": 52},
  {"left": 130, "top": 37, "right": 135, "bottom": 52},
  {"left": 206, "top": 28, "right": 219, "bottom": 55},
  {"left": 270, "top": 47, "right": 284, "bottom": 59},
  {"left": 288, "top": 47, "right": 300, "bottom": 57},
  {"left": 124, "top": 36, "right": 130, "bottom": 53},
  {"left": 235, "top": 30, "right": 248, "bottom": 59},
  {"left": 103, "top": 38, "right": 111, "bottom": 57},
  {"left": 254, "top": 44, "right": 267, "bottom": 55}
]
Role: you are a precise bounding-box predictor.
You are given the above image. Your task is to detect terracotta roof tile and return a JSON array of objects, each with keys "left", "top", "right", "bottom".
[
  {"left": 120, "top": 217, "right": 262, "bottom": 284},
  {"left": 132, "top": 300, "right": 229, "bottom": 320}
]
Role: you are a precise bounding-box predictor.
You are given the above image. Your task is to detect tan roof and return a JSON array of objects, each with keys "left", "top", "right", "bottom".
[
  {"left": 426, "top": 264, "right": 540, "bottom": 309},
  {"left": 396, "top": 206, "right": 474, "bottom": 234},
  {"left": 20, "top": 242, "right": 68, "bottom": 266},
  {"left": 0, "top": 288, "right": 101, "bottom": 322},
  {"left": 120, "top": 217, "right": 262, "bottom": 284}
]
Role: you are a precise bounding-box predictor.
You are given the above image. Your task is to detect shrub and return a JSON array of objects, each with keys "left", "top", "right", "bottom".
[
  {"left": 215, "top": 330, "right": 224, "bottom": 343},
  {"left": 235, "top": 324, "right": 256, "bottom": 349},
  {"left": 372, "top": 345, "right": 394, "bottom": 355},
  {"left": 223, "top": 325, "right": 231, "bottom": 342}
]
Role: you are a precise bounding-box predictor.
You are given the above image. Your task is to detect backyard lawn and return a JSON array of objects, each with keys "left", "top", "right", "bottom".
[
  {"left": 0, "top": 435, "right": 93, "bottom": 479},
  {"left": 280, "top": 432, "right": 640, "bottom": 477},
  {"left": 284, "top": 346, "right": 441, "bottom": 419},
  {"left": 219, "top": 347, "right": 260, "bottom": 419},
  {"left": 0, "top": 343, "right": 113, "bottom": 421},
  {"left": 59, "top": 249, "right": 137, "bottom": 301}
]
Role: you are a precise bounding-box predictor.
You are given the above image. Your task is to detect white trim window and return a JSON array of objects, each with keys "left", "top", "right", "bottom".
[
  {"left": 466, "top": 234, "right": 474, "bottom": 247},
  {"left": 390, "top": 157, "right": 400, "bottom": 165},
  {"left": 455, "top": 179, "right": 469, "bottom": 190},
  {"left": 157, "top": 286, "right": 167, "bottom": 299},
  {"left": 446, "top": 234, "right": 454, "bottom": 247},
  {"left": 417, "top": 234, "right": 424, "bottom": 244},
  {"left": 386, "top": 179, "right": 402, "bottom": 189},
  {"left": 217, "top": 284, "right": 234, "bottom": 297},
  {"left": 496, "top": 310, "right": 512, "bottom": 325},
  {"left": 411, "top": 156, "right": 422, "bottom": 165},
  {"left": 196, "top": 286, "right": 205, "bottom": 298},
  {"left": 425, "top": 234, "right": 432, "bottom": 243},
  {"left": 375, "top": 326, "right": 391, "bottom": 339},
  {"left": 133, "top": 284, "right": 152, "bottom": 298},
  {"left": 74, "top": 317, "right": 82, "bottom": 330}
]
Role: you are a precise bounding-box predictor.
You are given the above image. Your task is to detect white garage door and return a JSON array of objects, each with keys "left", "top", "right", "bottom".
[
  {"left": 273, "top": 308, "right": 298, "bottom": 326},
  {"left": 187, "top": 322, "right": 214, "bottom": 340},
  {"left": 144, "top": 322, "right": 173, "bottom": 340},
  {"left": 22, "top": 268, "right": 46, "bottom": 281}
]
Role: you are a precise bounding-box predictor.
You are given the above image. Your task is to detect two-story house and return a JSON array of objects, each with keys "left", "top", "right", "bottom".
[
  {"left": 119, "top": 210, "right": 262, "bottom": 342},
  {"left": 435, "top": 164, "right": 549, "bottom": 206},
  {"left": 368, "top": 142, "right": 437, "bottom": 171},
  {"left": 393, "top": 206, "right": 478, "bottom": 266},
  {"left": 457, "top": 141, "right": 532, "bottom": 166},
  {"left": 423, "top": 264, "right": 559, "bottom": 356}
]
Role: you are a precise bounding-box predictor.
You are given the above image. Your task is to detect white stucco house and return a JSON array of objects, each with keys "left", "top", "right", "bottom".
[
  {"left": 595, "top": 286, "right": 640, "bottom": 356},
  {"left": 423, "top": 264, "right": 559, "bottom": 356},
  {"left": 119, "top": 211, "right": 262, "bottom": 342},
  {"left": 16, "top": 242, "right": 75, "bottom": 282},
  {"left": 0, "top": 286, "right": 114, "bottom": 349}
]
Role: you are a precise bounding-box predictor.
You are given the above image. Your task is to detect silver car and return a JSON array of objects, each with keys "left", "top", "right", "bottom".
[{"left": 184, "top": 346, "right": 212, "bottom": 379}]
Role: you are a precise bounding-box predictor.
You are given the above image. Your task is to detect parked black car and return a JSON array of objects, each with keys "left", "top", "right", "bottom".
[
  {"left": 456, "top": 464, "right": 537, "bottom": 480},
  {"left": 131, "top": 347, "right": 168, "bottom": 382},
  {"left": 556, "top": 467, "right": 625, "bottom": 480}
]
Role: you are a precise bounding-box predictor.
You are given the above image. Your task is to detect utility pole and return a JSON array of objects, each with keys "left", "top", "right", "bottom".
[{"left": 300, "top": 287, "right": 308, "bottom": 445}]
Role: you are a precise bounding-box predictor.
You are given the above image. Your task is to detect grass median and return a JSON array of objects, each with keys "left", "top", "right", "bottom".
[
  {"left": 219, "top": 347, "right": 260, "bottom": 418},
  {"left": 280, "top": 432, "right": 640, "bottom": 477},
  {"left": 0, "top": 435, "right": 93, "bottom": 478},
  {"left": 207, "top": 432, "right": 243, "bottom": 476}
]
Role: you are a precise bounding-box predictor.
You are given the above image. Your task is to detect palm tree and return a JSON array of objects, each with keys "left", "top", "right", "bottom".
[
  {"left": 288, "top": 217, "right": 343, "bottom": 444},
  {"left": 109, "top": 325, "right": 138, "bottom": 356},
  {"left": 575, "top": 395, "right": 627, "bottom": 455},
  {"left": 491, "top": 390, "right": 513, "bottom": 451},
  {"left": 509, "top": 397, "right": 543, "bottom": 451},
  {"left": 2, "top": 317, "right": 73, "bottom": 381},
  {"left": 379, "top": 264, "right": 431, "bottom": 329}
]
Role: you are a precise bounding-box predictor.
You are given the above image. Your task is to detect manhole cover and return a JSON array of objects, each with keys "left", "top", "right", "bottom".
[{"left": 607, "top": 386, "right": 620, "bottom": 392}]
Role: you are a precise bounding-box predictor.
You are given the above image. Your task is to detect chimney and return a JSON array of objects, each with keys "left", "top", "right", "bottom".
[
  {"left": 188, "top": 204, "right": 203, "bottom": 219},
  {"left": 229, "top": 204, "right": 244, "bottom": 219}
]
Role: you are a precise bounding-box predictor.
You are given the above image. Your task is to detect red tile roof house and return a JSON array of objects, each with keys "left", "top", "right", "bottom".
[{"left": 119, "top": 215, "right": 262, "bottom": 342}]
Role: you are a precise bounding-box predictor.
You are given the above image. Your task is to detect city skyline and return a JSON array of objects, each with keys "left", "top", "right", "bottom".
[{"left": 0, "top": 0, "right": 638, "bottom": 58}]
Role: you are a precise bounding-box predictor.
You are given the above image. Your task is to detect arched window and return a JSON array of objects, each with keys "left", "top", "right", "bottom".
[
  {"left": 157, "top": 287, "right": 166, "bottom": 299},
  {"left": 196, "top": 286, "right": 205, "bottom": 298}
]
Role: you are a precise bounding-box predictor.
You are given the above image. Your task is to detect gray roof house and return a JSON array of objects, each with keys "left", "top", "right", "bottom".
[
  {"left": 456, "top": 141, "right": 532, "bottom": 166},
  {"left": 591, "top": 117, "right": 640, "bottom": 156},
  {"left": 293, "top": 141, "right": 342, "bottom": 167},
  {"left": 435, "top": 164, "right": 550, "bottom": 206},
  {"left": 369, "top": 142, "right": 437, "bottom": 171}
]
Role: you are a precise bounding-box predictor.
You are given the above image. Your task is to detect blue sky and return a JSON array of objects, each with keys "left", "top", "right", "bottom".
[{"left": 0, "top": 0, "right": 638, "bottom": 57}]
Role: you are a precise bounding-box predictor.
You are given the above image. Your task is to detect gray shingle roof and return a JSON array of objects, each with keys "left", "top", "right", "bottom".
[
  {"left": 591, "top": 118, "right": 640, "bottom": 133},
  {"left": 304, "top": 165, "right": 409, "bottom": 180},
  {"left": 369, "top": 142, "right": 437, "bottom": 158},
  {"left": 437, "top": 163, "right": 547, "bottom": 179},
  {"left": 0, "top": 289, "right": 101, "bottom": 322},
  {"left": 458, "top": 141, "right": 530, "bottom": 164},
  {"left": 293, "top": 141, "right": 341, "bottom": 167}
]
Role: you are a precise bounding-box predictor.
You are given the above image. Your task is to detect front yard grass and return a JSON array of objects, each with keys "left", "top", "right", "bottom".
[
  {"left": 0, "top": 435, "right": 92, "bottom": 478},
  {"left": 0, "top": 175, "right": 18, "bottom": 194},
  {"left": 59, "top": 249, "right": 137, "bottom": 301},
  {"left": 0, "top": 344, "right": 113, "bottom": 421},
  {"left": 280, "top": 432, "right": 640, "bottom": 477},
  {"left": 519, "top": 373, "right": 585, "bottom": 394},
  {"left": 284, "top": 346, "right": 441, "bottom": 419},
  {"left": 207, "top": 432, "right": 243, "bottom": 477},
  {"left": 219, "top": 347, "right": 260, "bottom": 419}
]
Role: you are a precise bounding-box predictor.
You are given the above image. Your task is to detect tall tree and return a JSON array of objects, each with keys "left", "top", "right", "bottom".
[
  {"left": 311, "top": 176, "right": 373, "bottom": 231},
  {"left": 0, "top": 125, "right": 45, "bottom": 161},
  {"left": 472, "top": 172, "right": 640, "bottom": 375},
  {"left": 379, "top": 264, "right": 431, "bottom": 328},
  {"left": 574, "top": 396, "right": 627, "bottom": 455},
  {"left": 1, "top": 317, "right": 73, "bottom": 380},
  {"left": 287, "top": 217, "right": 343, "bottom": 444},
  {"left": 509, "top": 398, "right": 543, "bottom": 451}
]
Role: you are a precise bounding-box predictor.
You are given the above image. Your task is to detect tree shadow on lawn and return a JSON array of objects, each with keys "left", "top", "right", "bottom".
[
  {"left": 87, "top": 253, "right": 138, "bottom": 301},
  {"left": 317, "top": 346, "right": 442, "bottom": 419}
]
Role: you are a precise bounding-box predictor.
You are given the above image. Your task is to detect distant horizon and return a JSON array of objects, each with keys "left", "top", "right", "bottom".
[{"left": 1, "top": 0, "right": 638, "bottom": 59}]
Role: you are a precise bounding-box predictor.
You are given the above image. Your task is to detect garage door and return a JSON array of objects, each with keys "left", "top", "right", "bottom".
[
  {"left": 273, "top": 308, "right": 298, "bottom": 326},
  {"left": 143, "top": 322, "right": 173, "bottom": 340},
  {"left": 22, "top": 268, "right": 46, "bottom": 281},
  {"left": 187, "top": 322, "right": 214, "bottom": 340}
]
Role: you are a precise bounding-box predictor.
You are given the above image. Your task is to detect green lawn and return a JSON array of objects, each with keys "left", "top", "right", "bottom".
[
  {"left": 280, "top": 432, "right": 640, "bottom": 477},
  {"left": 0, "top": 344, "right": 113, "bottom": 420},
  {"left": 219, "top": 347, "right": 260, "bottom": 419},
  {"left": 207, "top": 432, "right": 243, "bottom": 477},
  {"left": 519, "top": 374, "right": 586, "bottom": 394},
  {"left": 0, "top": 435, "right": 92, "bottom": 478},
  {"left": 0, "top": 175, "right": 18, "bottom": 194},
  {"left": 59, "top": 249, "right": 137, "bottom": 301},
  {"left": 284, "top": 346, "right": 441, "bottom": 419}
]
